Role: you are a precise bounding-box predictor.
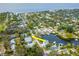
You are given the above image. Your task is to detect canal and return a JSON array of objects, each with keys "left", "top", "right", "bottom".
[{"left": 42, "top": 34, "right": 79, "bottom": 46}]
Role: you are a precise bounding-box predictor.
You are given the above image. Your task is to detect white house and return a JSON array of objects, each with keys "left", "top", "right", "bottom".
[
  {"left": 25, "top": 41, "right": 36, "bottom": 48},
  {"left": 24, "top": 36, "right": 32, "bottom": 43},
  {"left": 10, "top": 39, "right": 16, "bottom": 51}
]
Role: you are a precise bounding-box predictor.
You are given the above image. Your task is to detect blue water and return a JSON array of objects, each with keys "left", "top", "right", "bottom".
[
  {"left": 42, "top": 34, "right": 79, "bottom": 45},
  {"left": 71, "top": 40, "right": 79, "bottom": 46}
]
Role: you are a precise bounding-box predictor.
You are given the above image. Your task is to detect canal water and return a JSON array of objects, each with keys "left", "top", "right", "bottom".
[{"left": 42, "top": 34, "right": 79, "bottom": 46}]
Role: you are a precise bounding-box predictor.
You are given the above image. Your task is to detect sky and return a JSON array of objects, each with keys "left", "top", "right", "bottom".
[{"left": 0, "top": 3, "right": 79, "bottom": 13}]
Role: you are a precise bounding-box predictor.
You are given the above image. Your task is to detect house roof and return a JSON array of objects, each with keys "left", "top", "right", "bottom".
[{"left": 24, "top": 36, "right": 32, "bottom": 43}]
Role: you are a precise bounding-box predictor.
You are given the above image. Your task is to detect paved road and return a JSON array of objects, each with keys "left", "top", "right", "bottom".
[{"left": 34, "top": 40, "right": 48, "bottom": 56}]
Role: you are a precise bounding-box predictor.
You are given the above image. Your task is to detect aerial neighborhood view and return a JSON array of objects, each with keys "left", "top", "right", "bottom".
[{"left": 0, "top": 3, "right": 79, "bottom": 56}]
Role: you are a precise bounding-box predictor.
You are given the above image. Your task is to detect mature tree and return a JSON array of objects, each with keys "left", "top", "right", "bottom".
[
  {"left": 26, "top": 43, "right": 44, "bottom": 56},
  {"left": 66, "top": 25, "right": 74, "bottom": 33}
]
